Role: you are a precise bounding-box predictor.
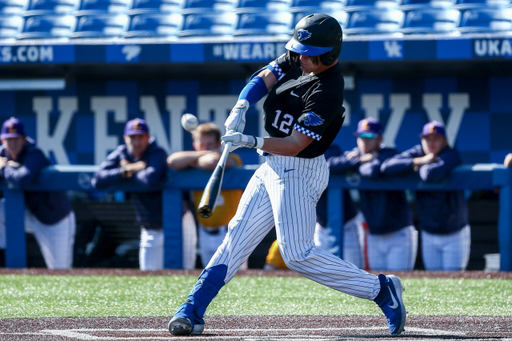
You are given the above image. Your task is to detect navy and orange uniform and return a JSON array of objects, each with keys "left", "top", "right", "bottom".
[
  {"left": 328, "top": 147, "right": 413, "bottom": 235},
  {"left": 381, "top": 145, "right": 468, "bottom": 235},
  {"left": 263, "top": 63, "right": 346, "bottom": 158}
]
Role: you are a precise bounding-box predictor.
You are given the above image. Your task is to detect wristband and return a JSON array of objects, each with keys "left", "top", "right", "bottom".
[{"left": 255, "top": 136, "right": 264, "bottom": 149}]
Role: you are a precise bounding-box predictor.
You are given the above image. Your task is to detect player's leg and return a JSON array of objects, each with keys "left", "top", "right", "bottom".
[
  {"left": 0, "top": 200, "right": 6, "bottom": 250},
  {"left": 267, "top": 154, "right": 406, "bottom": 334},
  {"left": 169, "top": 165, "right": 275, "bottom": 336},
  {"left": 139, "top": 227, "right": 164, "bottom": 270},
  {"left": 441, "top": 225, "right": 471, "bottom": 271},
  {"left": 367, "top": 233, "right": 386, "bottom": 270},
  {"left": 268, "top": 155, "right": 379, "bottom": 299},
  {"left": 25, "top": 210, "right": 76, "bottom": 269},
  {"left": 182, "top": 208, "right": 197, "bottom": 270},
  {"left": 198, "top": 225, "right": 228, "bottom": 267},
  {"left": 343, "top": 213, "right": 365, "bottom": 269},
  {"left": 421, "top": 230, "right": 443, "bottom": 270},
  {"left": 386, "top": 226, "right": 418, "bottom": 271}
]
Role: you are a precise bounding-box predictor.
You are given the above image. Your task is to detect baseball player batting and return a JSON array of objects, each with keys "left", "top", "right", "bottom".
[{"left": 168, "top": 13, "right": 407, "bottom": 337}]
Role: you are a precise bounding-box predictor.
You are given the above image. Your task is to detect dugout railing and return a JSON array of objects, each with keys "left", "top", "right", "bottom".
[{"left": 1, "top": 163, "right": 511, "bottom": 271}]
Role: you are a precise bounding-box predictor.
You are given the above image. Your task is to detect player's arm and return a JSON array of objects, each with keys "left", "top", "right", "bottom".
[
  {"left": 133, "top": 150, "right": 167, "bottom": 187},
  {"left": 225, "top": 52, "right": 299, "bottom": 134},
  {"left": 419, "top": 148, "right": 461, "bottom": 182},
  {"left": 381, "top": 146, "right": 421, "bottom": 175},
  {"left": 0, "top": 150, "right": 47, "bottom": 188},
  {"left": 259, "top": 130, "right": 314, "bottom": 156},
  {"left": 195, "top": 152, "right": 239, "bottom": 171},
  {"left": 167, "top": 150, "right": 211, "bottom": 170},
  {"left": 92, "top": 150, "right": 125, "bottom": 189}
]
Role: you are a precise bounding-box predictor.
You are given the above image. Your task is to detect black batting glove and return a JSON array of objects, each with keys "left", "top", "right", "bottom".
[{"left": 275, "top": 51, "right": 300, "bottom": 74}]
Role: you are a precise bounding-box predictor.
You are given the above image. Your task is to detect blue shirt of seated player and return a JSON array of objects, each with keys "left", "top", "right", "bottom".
[
  {"left": 381, "top": 121, "right": 468, "bottom": 235},
  {"left": 0, "top": 117, "right": 72, "bottom": 225},
  {"left": 316, "top": 144, "right": 358, "bottom": 227},
  {"left": 92, "top": 118, "right": 168, "bottom": 230},
  {"left": 327, "top": 118, "right": 413, "bottom": 235}
]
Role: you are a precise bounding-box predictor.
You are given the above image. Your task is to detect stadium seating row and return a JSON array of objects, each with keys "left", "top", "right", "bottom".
[
  {"left": 2, "top": 0, "right": 511, "bottom": 16},
  {"left": 0, "top": 0, "right": 511, "bottom": 39}
]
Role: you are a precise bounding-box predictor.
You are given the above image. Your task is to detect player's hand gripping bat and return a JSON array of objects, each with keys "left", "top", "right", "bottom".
[{"left": 197, "top": 142, "right": 232, "bottom": 218}]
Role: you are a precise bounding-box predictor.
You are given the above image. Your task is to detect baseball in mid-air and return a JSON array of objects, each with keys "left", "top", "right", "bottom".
[{"left": 181, "top": 113, "right": 198, "bottom": 132}]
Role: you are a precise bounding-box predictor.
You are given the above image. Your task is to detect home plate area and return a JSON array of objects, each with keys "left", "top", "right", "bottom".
[{"left": 0, "top": 316, "right": 511, "bottom": 341}]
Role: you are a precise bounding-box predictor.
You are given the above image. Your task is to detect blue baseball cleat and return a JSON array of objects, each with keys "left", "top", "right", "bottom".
[
  {"left": 374, "top": 274, "right": 406, "bottom": 335},
  {"left": 168, "top": 301, "right": 205, "bottom": 336}
]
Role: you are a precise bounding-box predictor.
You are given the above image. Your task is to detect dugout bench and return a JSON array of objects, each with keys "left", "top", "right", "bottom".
[{"left": 1, "top": 163, "right": 511, "bottom": 271}]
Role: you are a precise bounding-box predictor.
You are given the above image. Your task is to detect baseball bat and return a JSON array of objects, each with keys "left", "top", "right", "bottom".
[{"left": 198, "top": 142, "right": 232, "bottom": 219}]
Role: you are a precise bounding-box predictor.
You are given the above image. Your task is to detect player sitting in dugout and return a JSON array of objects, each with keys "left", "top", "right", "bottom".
[
  {"left": 92, "top": 118, "right": 171, "bottom": 271},
  {"left": 327, "top": 118, "right": 418, "bottom": 271},
  {"left": 0, "top": 117, "right": 76, "bottom": 269},
  {"left": 381, "top": 121, "right": 470, "bottom": 271},
  {"left": 167, "top": 122, "right": 246, "bottom": 269}
]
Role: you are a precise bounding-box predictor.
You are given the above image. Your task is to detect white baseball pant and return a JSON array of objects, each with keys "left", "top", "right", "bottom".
[
  {"left": 0, "top": 200, "right": 75, "bottom": 269},
  {"left": 199, "top": 224, "right": 247, "bottom": 270},
  {"left": 421, "top": 225, "right": 471, "bottom": 271},
  {"left": 140, "top": 208, "right": 197, "bottom": 270},
  {"left": 208, "top": 154, "right": 380, "bottom": 300},
  {"left": 367, "top": 225, "right": 418, "bottom": 271},
  {"left": 315, "top": 212, "right": 366, "bottom": 269}
]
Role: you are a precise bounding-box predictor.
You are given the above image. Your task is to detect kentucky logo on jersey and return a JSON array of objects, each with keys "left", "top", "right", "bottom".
[
  {"left": 297, "top": 29, "right": 311, "bottom": 41},
  {"left": 303, "top": 112, "right": 324, "bottom": 126}
]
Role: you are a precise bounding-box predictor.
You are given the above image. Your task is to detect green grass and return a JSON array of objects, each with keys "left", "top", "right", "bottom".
[{"left": 0, "top": 275, "right": 511, "bottom": 318}]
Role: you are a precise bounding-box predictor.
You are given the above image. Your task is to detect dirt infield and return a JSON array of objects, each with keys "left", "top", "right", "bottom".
[
  {"left": 1, "top": 269, "right": 511, "bottom": 340},
  {"left": 1, "top": 316, "right": 511, "bottom": 340}
]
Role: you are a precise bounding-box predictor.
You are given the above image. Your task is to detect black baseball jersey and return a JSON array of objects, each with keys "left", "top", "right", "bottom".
[{"left": 262, "top": 62, "right": 346, "bottom": 158}]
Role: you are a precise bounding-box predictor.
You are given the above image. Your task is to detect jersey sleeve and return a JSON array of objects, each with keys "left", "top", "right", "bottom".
[{"left": 293, "top": 82, "right": 344, "bottom": 141}]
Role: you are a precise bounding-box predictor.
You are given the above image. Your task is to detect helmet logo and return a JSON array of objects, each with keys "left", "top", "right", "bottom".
[{"left": 297, "top": 29, "right": 311, "bottom": 41}]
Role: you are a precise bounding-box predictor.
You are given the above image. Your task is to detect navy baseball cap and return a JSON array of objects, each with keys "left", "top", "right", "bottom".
[
  {"left": 1, "top": 117, "right": 25, "bottom": 139},
  {"left": 355, "top": 118, "right": 383, "bottom": 138},
  {"left": 420, "top": 121, "right": 446, "bottom": 138},
  {"left": 124, "top": 118, "right": 149, "bottom": 136}
]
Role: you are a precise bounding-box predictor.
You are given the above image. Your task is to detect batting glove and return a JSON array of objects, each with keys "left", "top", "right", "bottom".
[
  {"left": 275, "top": 51, "right": 300, "bottom": 73},
  {"left": 221, "top": 131, "right": 264, "bottom": 152},
  {"left": 225, "top": 99, "right": 249, "bottom": 134}
]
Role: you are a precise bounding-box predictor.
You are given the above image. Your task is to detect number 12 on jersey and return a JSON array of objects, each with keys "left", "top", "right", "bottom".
[{"left": 271, "top": 110, "right": 294, "bottom": 134}]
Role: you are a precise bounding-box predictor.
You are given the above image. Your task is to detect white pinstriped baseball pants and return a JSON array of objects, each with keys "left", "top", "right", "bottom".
[{"left": 208, "top": 154, "right": 380, "bottom": 300}]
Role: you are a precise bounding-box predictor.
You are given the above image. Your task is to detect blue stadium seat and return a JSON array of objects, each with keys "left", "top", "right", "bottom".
[
  {"left": 180, "top": 12, "right": 236, "bottom": 35},
  {"left": 402, "top": 8, "right": 460, "bottom": 33},
  {"left": 345, "top": 9, "right": 404, "bottom": 34},
  {"left": 129, "top": 0, "right": 184, "bottom": 14},
  {"left": 345, "top": 0, "right": 400, "bottom": 11},
  {"left": 125, "top": 12, "right": 182, "bottom": 36},
  {"left": 401, "top": 0, "right": 455, "bottom": 11},
  {"left": 0, "top": 0, "right": 29, "bottom": 15},
  {"left": 289, "top": 0, "right": 346, "bottom": 13},
  {"left": 75, "top": 0, "right": 131, "bottom": 15},
  {"left": 0, "top": 15, "right": 23, "bottom": 38},
  {"left": 18, "top": 14, "right": 75, "bottom": 38},
  {"left": 234, "top": 11, "right": 292, "bottom": 36},
  {"left": 293, "top": 10, "right": 349, "bottom": 28},
  {"left": 459, "top": 8, "right": 512, "bottom": 32},
  {"left": 236, "top": 0, "right": 291, "bottom": 13},
  {"left": 455, "top": 0, "right": 510, "bottom": 9},
  {"left": 71, "top": 13, "right": 128, "bottom": 37},
  {"left": 181, "top": 0, "right": 236, "bottom": 14},
  {"left": 24, "top": 0, "right": 78, "bottom": 16}
]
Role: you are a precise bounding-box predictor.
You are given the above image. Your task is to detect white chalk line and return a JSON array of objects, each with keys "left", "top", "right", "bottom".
[{"left": 0, "top": 326, "right": 504, "bottom": 340}]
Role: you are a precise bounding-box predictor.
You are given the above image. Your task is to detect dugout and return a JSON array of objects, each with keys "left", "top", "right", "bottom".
[{"left": 1, "top": 33, "right": 512, "bottom": 270}]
